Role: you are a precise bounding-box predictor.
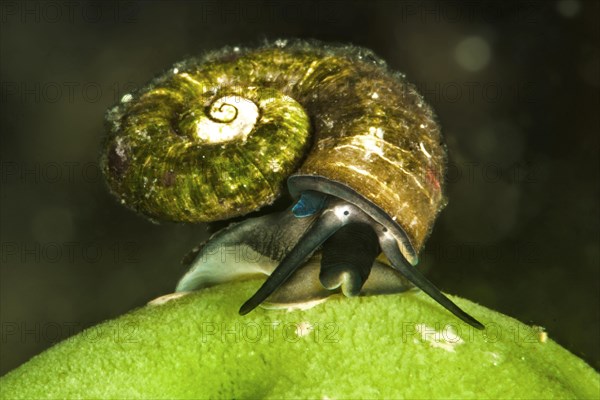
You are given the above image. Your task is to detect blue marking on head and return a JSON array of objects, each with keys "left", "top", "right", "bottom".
[{"left": 291, "top": 191, "right": 328, "bottom": 218}]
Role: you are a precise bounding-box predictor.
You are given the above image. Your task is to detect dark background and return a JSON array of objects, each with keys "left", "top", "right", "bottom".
[{"left": 1, "top": 0, "right": 598, "bottom": 375}]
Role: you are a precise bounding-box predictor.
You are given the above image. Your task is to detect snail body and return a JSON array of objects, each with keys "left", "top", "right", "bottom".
[{"left": 102, "top": 40, "right": 483, "bottom": 329}]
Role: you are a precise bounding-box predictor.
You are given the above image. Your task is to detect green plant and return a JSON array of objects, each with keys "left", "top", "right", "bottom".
[{"left": 1, "top": 280, "right": 598, "bottom": 399}]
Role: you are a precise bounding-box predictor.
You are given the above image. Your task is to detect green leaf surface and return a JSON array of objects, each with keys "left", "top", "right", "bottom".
[{"left": 1, "top": 280, "right": 598, "bottom": 399}]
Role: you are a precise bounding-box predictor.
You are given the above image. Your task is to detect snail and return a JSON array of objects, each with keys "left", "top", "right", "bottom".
[{"left": 101, "top": 39, "right": 483, "bottom": 329}]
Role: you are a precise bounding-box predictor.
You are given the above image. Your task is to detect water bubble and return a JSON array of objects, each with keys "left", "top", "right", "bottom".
[
  {"left": 556, "top": 0, "right": 581, "bottom": 18},
  {"left": 455, "top": 36, "right": 491, "bottom": 72}
]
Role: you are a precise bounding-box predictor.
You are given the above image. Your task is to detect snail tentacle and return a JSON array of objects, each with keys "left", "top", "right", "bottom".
[
  {"left": 377, "top": 231, "right": 485, "bottom": 329},
  {"left": 175, "top": 199, "right": 413, "bottom": 307},
  {"left": 237, "top": 195, "right": 484, "bottom": 330},
  {"left": 239, "top": 200, "right": 347, "bottom": 315}
]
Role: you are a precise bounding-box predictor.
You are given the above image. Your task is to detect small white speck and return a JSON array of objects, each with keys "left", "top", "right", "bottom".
[
  {"left": 367, "top": 126, "right": 384, "bottom": 138},
  {"left": 173, "top": 68, "right": 179, "bottom": 74},
  {"left": 533, "top": 325, "right": 548, "bottom": 343},
  {"left": 485, "top": 351, "right": 503, "bottom": 366},
  {"left": 420, "top": 142, "right": 432, "bottom": 158},
  {"left": 295, "top": 321, "right": 314, "bottom": 337},
  {"left": 268, "top": 159, "right": 281, "bottom": 172},
  {"left": 121, "top": 93, "right": 133, "bottom": 103},
  {"left": 371, "top": 92, "right": 379, "bottom": 99},
  {"left": 135, "top": 129, "right": 149, "bottom": 140},
  {"left": 275, "top": 39, "right": 288, "bottom": 48},
  {"left": 233, "top": 46, "right": 240, "bottom": 52}
]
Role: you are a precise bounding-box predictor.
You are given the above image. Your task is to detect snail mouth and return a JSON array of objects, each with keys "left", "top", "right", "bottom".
[
  {"left": 318, "top": 223, "right": 380, "bottom": 297},
  {"left": 287, "top": 174, "right": 418, "bottom": 265}
]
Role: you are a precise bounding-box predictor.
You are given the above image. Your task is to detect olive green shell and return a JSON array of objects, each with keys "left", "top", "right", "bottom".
[{"left": 101, "top": 40, "right": 446, "bottom": 253}]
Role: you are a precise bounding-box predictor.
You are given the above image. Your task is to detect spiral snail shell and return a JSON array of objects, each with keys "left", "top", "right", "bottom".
[{"left": 101, "top": 40, "right": 483, "bottom": 329}]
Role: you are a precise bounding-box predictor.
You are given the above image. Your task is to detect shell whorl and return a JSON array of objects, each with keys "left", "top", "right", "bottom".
[
  {"left": 102, "top": 56, "right": 312, "bottom": 222},
  {"left": 102, "top": 40, "right": 446, "bottom": 253}
]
